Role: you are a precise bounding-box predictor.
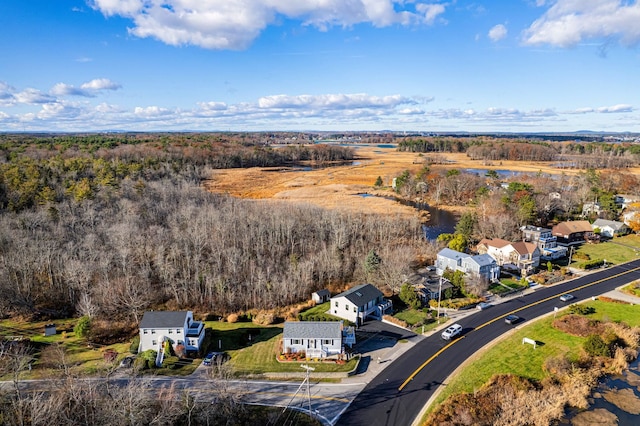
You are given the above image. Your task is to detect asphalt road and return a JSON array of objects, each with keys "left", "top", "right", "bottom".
[{"left": 336, "top": 259, "right": 640, "bottom": 426}]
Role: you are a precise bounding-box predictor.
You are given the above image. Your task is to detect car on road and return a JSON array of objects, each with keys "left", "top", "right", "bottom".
[
  {"left": 476, "top": 302, "right": 492, "bottom": 310},
  {"left": 504, "top": 314, "right": 521, "bottom": 325},
  {"left": 203, "top": 351, "right": 229, "bottom": 366},
  {"left": 441, "top": 323, "right": 463, "bottom": 340},
  {"left": 559, "top": 294, "right": 575, "bottom": 302}
]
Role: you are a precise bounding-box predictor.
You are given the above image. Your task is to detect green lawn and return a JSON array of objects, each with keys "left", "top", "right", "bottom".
[
  {"left": 394, "top": 308, "right": 436, "bottom": 328},
  {"left": 202, "top": 319, "right": 357, "bottom": 375},
  {"left": 621, "top": 281, "right": 640, "bottom": 297},
  {"left": 572, "top": 235, "right": 640, "bottom": 267},
  {"left": 298, "top": 302, "right": 344, "bottom": 322},
  {"left": 429, "top": 300, "right": 640, "bottom": 411}
]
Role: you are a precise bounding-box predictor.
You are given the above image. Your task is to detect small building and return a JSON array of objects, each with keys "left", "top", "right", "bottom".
[
  {"left": 582, "top": 202, "right": 602, "bottom": 217},
  {"left": 592, "top": 219, "right": 629, "bottom": 238},
  {"left": 282, "top": 321, "right": 355, "bottom": 359},
  {"left": 552, "top": 221, "right": 594, "bottom": 246},
  {"left": 138, "top": 311, "right": 205, "bottom": 365},
  {"left": 509, "top": 242, "right": 541, "bottom": 275},
  {"left": 329, "top": 284, "right": 392, "bottom": 325},
  {"left": 44, "top": 323, "right": 56, "bottom": 336},
  {"left": 521, "top": 225, "right": 567, "bottom": 260},
  {"left": 311, "top": 289, "right": 331, "bottom": 304}
]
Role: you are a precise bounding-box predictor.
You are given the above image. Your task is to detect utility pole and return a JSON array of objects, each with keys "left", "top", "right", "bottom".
[{"left": 437, "top": 276, "right": 443, "bottom": 324}]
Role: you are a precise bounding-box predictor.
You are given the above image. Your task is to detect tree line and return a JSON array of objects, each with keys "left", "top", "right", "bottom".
[{"left": 0, "top": 135, "right": 423, "bottom": 325}]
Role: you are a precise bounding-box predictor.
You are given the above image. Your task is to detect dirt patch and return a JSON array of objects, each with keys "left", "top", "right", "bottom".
[
  {"left": 571, "top": 408, "right": 618, "bottom": 426},
  {"left": 602, "top": 388, "right": 640, "bottom": 414}
]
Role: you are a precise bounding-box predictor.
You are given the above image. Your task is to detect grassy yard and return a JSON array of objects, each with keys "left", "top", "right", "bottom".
[
  {"left": 572, "top": 235, "right": 640, "bottom": 267},
  {"left": 428, "top": 300, "right": 640, "bottom": 412},
  {"left": 297, "top": 302, "right": 344, "bottom": 322},
  {"left": 202, "top": 320, "right": 357, "bottom": 376},
  {"left": 393, "top": 308, "right": 439, "bottom": 333},
  {"left": 621, "top": 281, "right": 640, "bottom": 297}
]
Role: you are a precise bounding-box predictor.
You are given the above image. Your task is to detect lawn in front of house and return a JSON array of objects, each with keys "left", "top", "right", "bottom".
[
  {"left": 297, "top": 302, "right": 344, "bottom": 322},
  {"left": 202, "top": 319, "right": 357, "bottom": 375},
  {"left": 427, "top": 300, "right": 640, "bottom": 414},
  {"left": 393, "top": 308, "right": 438, "bottom": 332}
]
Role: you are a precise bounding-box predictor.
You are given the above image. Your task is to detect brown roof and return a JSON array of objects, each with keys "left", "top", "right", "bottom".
[
  {"left": 478, "top": 238, "right": 512, "bottom": 249},
  {"left": 511, "top": 241, "right": 537, "bottom": 255},
  {"left": 552, "top": 220, "right": 592, "bottom": 236}
]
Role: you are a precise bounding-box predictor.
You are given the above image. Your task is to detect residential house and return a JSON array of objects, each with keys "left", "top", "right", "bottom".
[
  {"left": 417, "top": 278, "right": 454, "bottom": 302},
  {"left": 520, "top": 225, "right": 567, "bottom": 260},
  {"left": 435, "top": 248, "right": 470, "bottom": 275},
  {"left": 476, "top": 238, "right": 514, "bottom": 266},
  {"left": 436, "top": 248, "right": 500, "bottom": 283},
  {"left": 311, "top": 289, "right": 331, "bottom": 304},
  {"left": 138, "top": 311, "right": 205, "bottom": 365},
  {"left": 282, "top": 321, "right": 355, "bottom": 359},
  {"left": 510, "top": 242, "right": 541, "bottom": 274},
  {"left": 616, "top": 194, "right": 640, "bottom": 210},
  {"left": 592, "top": 219, "right": 629, "bottom": 238},
  {"left": 329, "top": 284, "right": 392, "bottom": 325},
  {"left": 552, "top": 221, "right": 594, "bottom": 246},
  {"left": 582, "top": 202, "right": 602, "bottom": 217},
  {"left": 623, "top": 211, "right": 640, "bottom": 228}
]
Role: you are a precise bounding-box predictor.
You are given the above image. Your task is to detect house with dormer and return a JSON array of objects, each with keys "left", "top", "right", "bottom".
[
  {"left": 138, "top": 311, "right": 205, "bottom": 365},
  {"left": 436, "top": 248, "right": 500, "bottom": 283},
  {"left": 329, "top": 284, "right": 391, "bottom": 326},
  {"left": 282, "top": 321, "right": 355, "bottom": 359}
]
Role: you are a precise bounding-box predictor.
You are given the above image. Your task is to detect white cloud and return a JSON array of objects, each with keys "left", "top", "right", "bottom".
[
  {"left": 51, "top": 79, "right": 121, "bottom": 97},
  {"left": 597, "top": 104, "right": 633, "bottom": 113},
  {"left": 524, "top": 0, "right": 640, "bottom": 47},
  {"left": 90, "top": 0, "right": 448, "bottom": 50},
  {"left": 488, "top": 24, "right": 507, "bottom": 42},
  {"left": 15, "top": 88, "right": 55, "bottom": 104},
  {"left": 257, "top": 93, "right": 416, "bottom": 109},
  {"left": 134, "top": 106, "right": 172, "bottom": 117}
]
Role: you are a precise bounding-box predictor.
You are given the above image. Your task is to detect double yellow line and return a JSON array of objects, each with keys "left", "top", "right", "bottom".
[{"left": 398, "top": 264, "right": 640, "bottom": 391}]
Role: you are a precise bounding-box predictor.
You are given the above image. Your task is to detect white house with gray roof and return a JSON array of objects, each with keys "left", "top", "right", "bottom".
[
  {"left": 138, "top": 311, "right": 205, "bottom": 360},
  {"left": 436, "top": 248, "right": 500, "bottom": 282},
  {"left": 282, "top": 321, "right": 355, "bottom": 358},
  {"left": 592, "top": 219, "right": 629, "bottom": 238},
  {"left": 329, "top": 283, "right": 391, "bottom": 325}
]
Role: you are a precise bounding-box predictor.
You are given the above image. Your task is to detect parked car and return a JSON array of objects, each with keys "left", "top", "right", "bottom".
[
  {"left": 441, "top": 323, "right": 463, "bottom": 340},
  {"left": 559, "top": 294, "right": 575, "bottom": 302},
  {"left": 476, "top": 302, "right": 492, "bottom": 310},
  {"left": 119, "top": 356, "right": 135, "bottom": 368},
  {"left": 504, "top": 314, "right": 521, "bottom": 325},
  {"left": 203, "top": 352, "right": 229, "bottom": 366}
]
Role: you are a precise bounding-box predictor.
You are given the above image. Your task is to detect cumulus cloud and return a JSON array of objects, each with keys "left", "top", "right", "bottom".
[
  {"left": 488, "top": 24, "right": 507, "bottom": 42},
  {"left": 90, "top": 0, "right": 448, "bottom": 50},
  {"left": 51, "top": 79, "right": 121, "bottom": 97},
  {"left": 524, "top": 0, "right": 640, "bottom": 47}
]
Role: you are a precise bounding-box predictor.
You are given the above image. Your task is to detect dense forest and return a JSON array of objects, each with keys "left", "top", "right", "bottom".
[{"left": 0, "top": 134, "right": 423, "bottom": 324}]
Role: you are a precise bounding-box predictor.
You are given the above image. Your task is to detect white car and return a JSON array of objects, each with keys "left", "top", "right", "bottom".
[
  {"left": 441, "top": 323, "right": 463, "bottom": 340},
  {"left": 559, "top": 294, "right": 575, "bottom": 302}
]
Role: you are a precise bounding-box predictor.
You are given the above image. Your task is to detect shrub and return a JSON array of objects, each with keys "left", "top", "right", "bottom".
[
  {"left": 74, "top": 316, "right": 92, "bottom": 338},
  {"left": 103, "top": 349, "right": 118, "bottom": 363},
  {"left": 577, "top": 259, "right": 604, "bottom": 270},
  {"left": 133, "top": 356, "right": 148, "bottom": 371},
  {"left": 174, "top": 344, "right": 186, "bottom": 358},
  {"left": 140, "top": 349, "right": 157, "bottom": 367},
  {"left": 162, "top": 356, "right": 179, "bottom": 369},
  {"left": 227, "top": 313, "right": 239, "bottom": 323},
  {"left": 253, "top": 312, "right": 275, "bottom": 325},
  {"left": 569, "top": 304, "right": 596, "bottom": 315},
  {"left": 584, "top": 334, "right": 611, "bottom": 358},
  {"left": 129, "top": 335, "right": 140, "bottom": 354}
]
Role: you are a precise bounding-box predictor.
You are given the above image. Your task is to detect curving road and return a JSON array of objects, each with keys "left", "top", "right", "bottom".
[{"left": 336, "top": 259, "right": 640, "bottom": 426}]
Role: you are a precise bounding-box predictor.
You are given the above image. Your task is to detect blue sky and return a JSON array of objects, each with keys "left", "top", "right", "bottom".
[{"left": 1, "top": 0, "right": 639, "bottom": 132}]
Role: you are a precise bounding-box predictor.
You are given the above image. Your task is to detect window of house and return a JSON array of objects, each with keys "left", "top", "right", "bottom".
[
  {"left": 152, "top": 340, "right": 156, "bottom": 345},
  {"left": 292, "top": 339, "right": 300, "bottom": 345},
  {"left": 345, "top": 305, "right": 348, "bottom": 310},
  {"left": 353, "top": 307, "right": 357, "bottom": 313},
  {"left": 168, "top": 329, "right": 172, "bottom": 334},
  {"left": 143, "top": 329, "right": 148, "bottom": 334},
  {"left": 334, "top": 301, "right": 338, "bottom": 307},
  {"left": 151, "top": 329, "right": 156, "bottom": 334},
  {"left": 176, "top": 329, "right": 181, "bottom": 334},
  {"left": 322, "top": 339, "right": 332, "bottom": 345}
]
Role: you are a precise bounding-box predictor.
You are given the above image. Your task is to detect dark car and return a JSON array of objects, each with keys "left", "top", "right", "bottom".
[
  {"left": 119, "top": 356, "right": 135, "bottom": 368},
  {"left": 203, "top": 352, "right": 229, "bottom": 366},
  {"left": 504, "top": 314, "right": 521, "bottom": 325}
]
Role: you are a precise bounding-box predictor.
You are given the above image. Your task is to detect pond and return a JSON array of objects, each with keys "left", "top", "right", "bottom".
[{"left": 563, "top": 354, "right": 640, "bottom": 425}]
